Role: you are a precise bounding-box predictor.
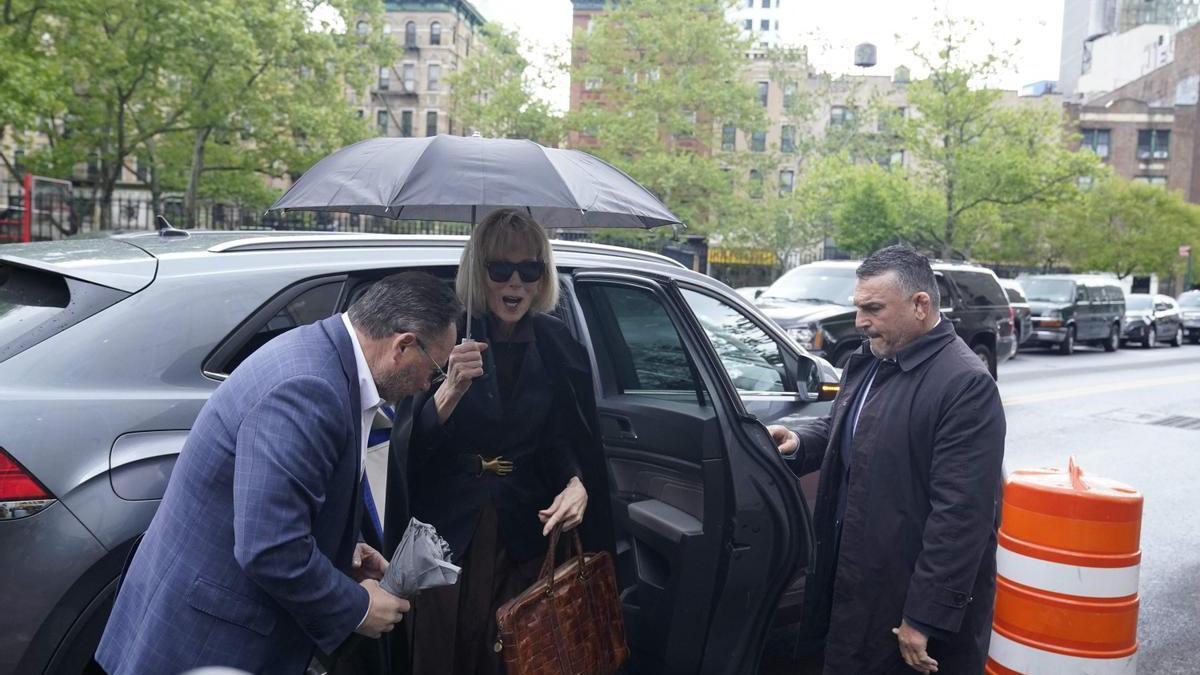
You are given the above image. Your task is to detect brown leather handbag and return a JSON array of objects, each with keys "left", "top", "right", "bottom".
[{"left": 494, "top": 525, "right": 629, "bottom": 674}]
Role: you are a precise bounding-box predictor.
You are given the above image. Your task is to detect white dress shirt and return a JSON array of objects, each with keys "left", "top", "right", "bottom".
[
  {"left": 341, "top": 313, "right": 386, "bottom": 477},
  {"left": 341, "top": 313, "right": 386, "bottom": 630}
]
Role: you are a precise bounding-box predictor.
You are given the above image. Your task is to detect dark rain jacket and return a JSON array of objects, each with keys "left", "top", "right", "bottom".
[{"left": 786, "top": 318, "right": 1006, "bottom": 674}]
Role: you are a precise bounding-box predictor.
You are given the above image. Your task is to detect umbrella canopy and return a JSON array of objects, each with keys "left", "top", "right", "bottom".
[{"left": 268, "top": 134, "right": 682, "bottom": 229}]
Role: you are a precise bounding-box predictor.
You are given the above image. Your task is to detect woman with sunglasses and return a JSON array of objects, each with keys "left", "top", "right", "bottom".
[{"left": 390, "top": 208, "right": 610, "bottom": 675}]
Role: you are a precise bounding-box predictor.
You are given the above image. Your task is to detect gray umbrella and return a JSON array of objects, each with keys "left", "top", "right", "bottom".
[
  {"left": 269, "top": 134, "right": 682, "bottom": 229},
  {"left": 268, "top": 133, "right": 683, "bottom": 335}
]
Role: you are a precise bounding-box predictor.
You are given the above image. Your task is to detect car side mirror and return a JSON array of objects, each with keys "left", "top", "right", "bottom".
[
  {"left": 754, "top": 288, "right": 764, "bottom": 300},
  {"left": 794, "top": 354, "right": 840, "bottom": 402}
]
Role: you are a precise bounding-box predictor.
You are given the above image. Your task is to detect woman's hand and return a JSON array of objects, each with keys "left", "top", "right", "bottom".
[
  {"left": 434, "top": 341, "right": 488, "bottom": 423},
  {"left": 539, "top": 476, "right": 588, "bottom": 536}
]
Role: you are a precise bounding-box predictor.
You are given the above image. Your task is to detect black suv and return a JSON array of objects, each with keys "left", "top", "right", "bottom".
[{"left": 755, "top": 260, "right": 1016, "bottom": 378}]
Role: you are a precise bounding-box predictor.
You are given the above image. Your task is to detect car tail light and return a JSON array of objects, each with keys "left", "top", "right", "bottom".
[{"left": 0, "top": 447, "right": 56, "bottom": 520}]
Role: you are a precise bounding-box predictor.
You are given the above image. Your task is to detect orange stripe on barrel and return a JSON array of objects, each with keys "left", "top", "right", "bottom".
[{"left": 993, "top": 576, "right": 1139, "bottom": 655}]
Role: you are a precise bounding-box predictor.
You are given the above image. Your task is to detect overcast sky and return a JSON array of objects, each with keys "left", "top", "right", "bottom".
[{"left": 470, "top": 0, "right": 1066, "bottom": 112}]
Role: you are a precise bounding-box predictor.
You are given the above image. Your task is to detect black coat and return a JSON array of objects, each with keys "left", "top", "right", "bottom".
[
  {"left": 786, "top": 319, "right": 1006, "bottom": 674},
  {"left": 384, "top": 312, "right": 615, "bottom": 564}
]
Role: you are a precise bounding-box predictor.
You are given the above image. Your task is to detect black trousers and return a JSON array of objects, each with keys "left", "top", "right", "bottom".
[{"left": 408, "top": 500, "right": 541, "bottom": 675}]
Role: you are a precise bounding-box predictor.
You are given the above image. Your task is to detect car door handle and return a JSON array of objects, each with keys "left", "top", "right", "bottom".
[{"left": 602, "top": 415, "right": 639, "bottom": 443}]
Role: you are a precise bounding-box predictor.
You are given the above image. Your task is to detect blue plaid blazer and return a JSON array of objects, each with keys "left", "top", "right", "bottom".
[{"left": 97, "top": 316, "right": 368, "bottom": 674}]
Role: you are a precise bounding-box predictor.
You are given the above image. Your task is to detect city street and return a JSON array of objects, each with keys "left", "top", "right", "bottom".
[{"left": 1001, "top": 344, "right": 1200, "bottom": 674}]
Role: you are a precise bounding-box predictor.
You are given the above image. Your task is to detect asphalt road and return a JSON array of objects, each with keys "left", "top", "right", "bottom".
[
  {"left": 1001, "top": 342, "right": 1200, "bottom": 674},
  {"left": 762, "top": 341, "right": 1200, "bottom": 674}
]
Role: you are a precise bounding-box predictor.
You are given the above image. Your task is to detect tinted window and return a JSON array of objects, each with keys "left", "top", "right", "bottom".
[
  {"left": 681, "top": 289, "right": 787, "bottom": 393},
  {"left": 950, "top": 271, "right": 1007, "bottom": 307},
  {"left": 1004, "top": 286, "right": 1025, "bottom": 303},
  {"left": 1023, "top": 279, "right": 1074, "bottom": 303},
  {"left": 581, "top": 284, "right": 703, "bottom": 396},
  {"left": 0, "top": 264, "right": 127, "bottom": 363},
  {"left": 222, "top": 282, "right": 343, "bottom": 374},
  {"left": 1108, "top": 286, "right": 1124, "bottom": 302},
  {"left": 760, "top": 266, "right": 856, "bottom": 306},
  {"left": 1075, "top": 285, "right": 1090, "bottom": 302},
  {"left": 935, "top": 275, "right": 954, "bottom": 310}
]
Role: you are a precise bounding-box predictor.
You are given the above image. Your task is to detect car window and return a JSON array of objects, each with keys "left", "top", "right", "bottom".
[
  {"left": 0, "top": 263, "right": 128, "bottom": 364},
  {"left": 579, "top": 283, "right": 705, "bottom": 399},
  {"left": 222, "top": 281, "right": 343, "bottom": 374},
  {"left": 1179, "top": 293, "right": 1200, "bottom": 309},
  {"left": 1075, "top": 285, "right": 1090, "bottom": 303},
  {"left": 1127, "top": 295, "right": 1152, "bottom": 311},
  {"left": 681, "top": 289, "right": 788, "bottom": 393},
  {"left": 935, "top": 275, "right": 954, "bottom": 310},
  {"left": 1023, "top": 278, "right": 1074, "bottom": 303},
  {"left": 949, "top": 271, "right": 1008, "bottom": 307},
  {"left": 1004, "top": 286, "right": 1026, "bottom": 303}
]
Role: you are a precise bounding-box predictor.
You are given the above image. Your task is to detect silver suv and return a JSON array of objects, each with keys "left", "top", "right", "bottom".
[{"left": 0, "top": 231, "right": 837, "bottom": 674}]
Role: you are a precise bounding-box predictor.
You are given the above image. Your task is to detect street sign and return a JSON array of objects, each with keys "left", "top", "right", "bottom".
[{"left": 1181, "top": 245, "right": 1192, "bottom": 257}]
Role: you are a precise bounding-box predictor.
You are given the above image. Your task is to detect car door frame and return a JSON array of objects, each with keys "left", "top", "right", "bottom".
[{"left": 565, "top": 268, "right": 807, "bottom": 674}]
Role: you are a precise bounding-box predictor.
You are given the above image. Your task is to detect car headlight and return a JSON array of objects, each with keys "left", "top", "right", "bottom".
[{"left": 787, "top": 324, "right": 821, "bottom": 350}]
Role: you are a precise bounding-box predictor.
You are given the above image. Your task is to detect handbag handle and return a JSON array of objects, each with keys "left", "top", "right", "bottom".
[{"left": 538, "top": 524, "right": 587, "bottom": 595}]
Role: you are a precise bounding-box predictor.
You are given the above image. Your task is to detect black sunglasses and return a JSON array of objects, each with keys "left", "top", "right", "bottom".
[{"left": 486, "top": 260, "right": 545, "bottom": 283}]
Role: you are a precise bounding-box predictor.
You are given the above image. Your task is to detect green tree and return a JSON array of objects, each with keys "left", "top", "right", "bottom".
[
  {"left": 1068, "top": 178, "right": 1200, "bottom": 279},
  {"left": 447, "top": 22, "right": 563, "bottom": 144},
  {"left": 21, "top": 0, "right": 388, "bottom": 226},
  {"left": 0, "top": 1, "right": 71, "bottom": 177},
  {"left": 898, "top": 18, "right": 1100, "bottom": 259},
  {"left": 569, "top": 0, "right": 764, "bottom": 231}
]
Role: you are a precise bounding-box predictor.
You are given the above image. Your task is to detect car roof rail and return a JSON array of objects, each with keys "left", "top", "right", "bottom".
[{"left": 206, "top": 233, "right": 687, "bottom": 269}]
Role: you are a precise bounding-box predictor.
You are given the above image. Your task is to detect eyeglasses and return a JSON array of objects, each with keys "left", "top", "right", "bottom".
[
  {"left": 486, "top": 260, "right": 545, "bottom": 284},
  {"left": 413, "top": 337, "right": 447, "bottom": 386}
]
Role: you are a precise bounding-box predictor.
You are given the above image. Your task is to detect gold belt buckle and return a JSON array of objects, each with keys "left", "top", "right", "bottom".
[{"left": 479, "top": 455, "right": 513, "bottom": 477}]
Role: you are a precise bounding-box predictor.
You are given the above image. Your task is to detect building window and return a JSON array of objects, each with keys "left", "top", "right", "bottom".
[
  {"left": 722, "top": 123, "right": 736, "bottom": 151},
  {"left": 403, "top": 63, "right": 415, "bottom": 92},
  {"left": 743, "top": 19, "right": 752, "bottom": 30},
  {"left": 1137, "top": 129, "right": 1169, "bottom": 160},
  {"left": 745, "top": 0, "right": 753, "bottom": 7},
  {"left": 1081, "top": 128, "right": 1110, "bottom": 160},
  {"left": 1078, "top": 175, "right": 1094, "bottom": 190},
  {"left": 356, "top": 20, "right": 369, "bottom": 36},
  {"left": 1134, "top": 175, "right": 1168, "bottom": 186},
  {"left": 377, "top": 110, "right": 388, "bottom": 135},
  {"left": 584, "top": 77, "right": 601, "bottom": 91},
  {"left": 760, "top": 19, "right": 769, "bottom": 31},
  {"left": 783, "top": 82, "right": 797, "bottom": 109},
  {"left": 781, "top": 125, "right": 796, "bottom": 153},
  {"left": 135, "top": 154, "right": 149, "bottom": 183},
  {"left": 426, "top": 111, "right": 438, "bottom": 136},
  {"left": 377, "top": 66, "right": 390, "bottom": 91},
  {"left": 751, "top": 130, "right": 766, "bottom": 152},
  {"left": 779, "top": 169, "right": 795, "bottom": 194},
  {"left": 749, "top": 169, "right": 763, "bottom": 198},
  {"left": 401, "top": 110, "right": 413, "bottom": 137},
  {"left": 356, "top": 109, "right": 364, "bottom": 119},
  {"left": 405, "top": 21, "right": 417, "bottom": 47},
  {"left": 830, "top": 105, "right": 855, "bottom": 126},
  {"left": 428, "top": 63, "right": 441, "bottom": 91},
  {"left": 430, "top": 21, "right": 441, "bottom": 45},
  {"left": 889, "top": 150, "right": 905, "bottom": 167},
  {"left": 761, "top": 0, "right": 770, "bottom": 6},
  {"left": 383, "top": 23, "right": 391, "bottom": 35},
  {"left": 757, "top": 81, "right": 768, "bottom": 107}
]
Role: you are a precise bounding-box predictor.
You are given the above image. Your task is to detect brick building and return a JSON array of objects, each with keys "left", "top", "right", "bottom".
[
  {"left": 355, "top": 0, "right": 487, "bottom": 139},
  {"left": 1067, "top": 21, "right": 1200, "bottom": 202}
]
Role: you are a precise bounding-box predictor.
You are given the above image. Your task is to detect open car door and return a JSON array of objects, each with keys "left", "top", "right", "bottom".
[{"left": 566, "top": 271, "right": 808, "bottom": 674}]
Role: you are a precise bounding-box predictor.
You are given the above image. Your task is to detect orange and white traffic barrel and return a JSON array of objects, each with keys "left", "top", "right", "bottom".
[{"left": 986, "top": 457, "right": 1142, "bottom": 674}]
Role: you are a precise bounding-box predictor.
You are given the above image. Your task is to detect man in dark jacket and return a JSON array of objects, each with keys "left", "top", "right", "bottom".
[{"left": 768, "top": 246, "right": 1006, "bottom": 674}]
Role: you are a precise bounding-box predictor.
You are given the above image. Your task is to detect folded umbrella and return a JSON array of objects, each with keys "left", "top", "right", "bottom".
[{"left": 380, "top": 517, "right": 461, "bottom": 598}]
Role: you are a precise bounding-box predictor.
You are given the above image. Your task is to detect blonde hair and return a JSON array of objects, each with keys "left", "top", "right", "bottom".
[{"left": 456, "top": 208, "right": 559, "bottom": 316}]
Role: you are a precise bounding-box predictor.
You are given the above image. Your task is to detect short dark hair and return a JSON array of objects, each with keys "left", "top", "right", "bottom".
[
  {"left": 856, "top": 245, "right": 940, "bottom": 307},
  {"left": 348, "top": 271, "right": 461, "bottom": 341}
]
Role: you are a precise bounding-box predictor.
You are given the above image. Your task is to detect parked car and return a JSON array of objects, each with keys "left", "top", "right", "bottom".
[
  {"left": 1021, "top": 275, "right": 1125, "bottom": 355},
  {"left": 998, "top": 278, "right": 1033, "bottom": 349},
  {"left": 0, "top": 231, "right": 839, "bottom": 675},
  {"left": 1179, "top": 290, "right": 1200, "bottom": 344},
  {"left": 755, "top": 260, "right": 1015, "bottom": 378},
  {"left": 1121, "top": 293, "right": 1185, "bottom": 348}
]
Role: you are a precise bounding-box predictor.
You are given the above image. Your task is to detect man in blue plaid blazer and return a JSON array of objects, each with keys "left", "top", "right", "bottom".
[{"left": 97, "top": 272, "right": 460, "bottom": 675}]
